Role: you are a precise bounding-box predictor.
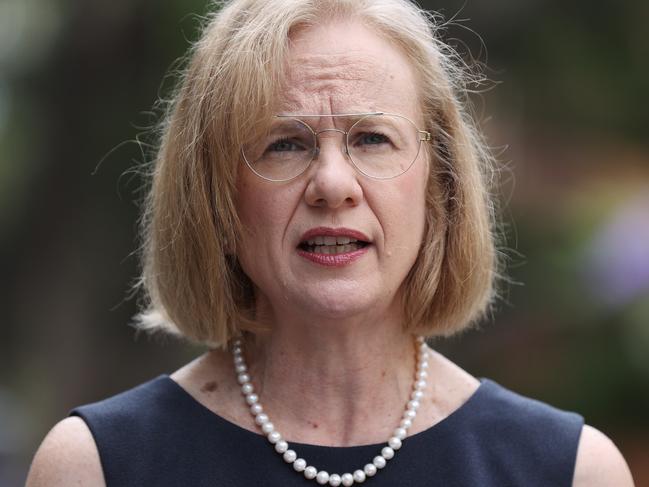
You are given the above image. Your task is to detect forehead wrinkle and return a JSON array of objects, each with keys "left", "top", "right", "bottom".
[
  {"left": 280, "top": 55, "right": 398, "bottom": 113},
  {"left": 290, "top": 53, "right": 378, "bottom": 82}
]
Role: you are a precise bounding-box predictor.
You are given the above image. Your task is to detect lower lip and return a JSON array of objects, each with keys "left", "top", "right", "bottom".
[{"left": 297, "top": 246, "right": 370, "bottom": 267}]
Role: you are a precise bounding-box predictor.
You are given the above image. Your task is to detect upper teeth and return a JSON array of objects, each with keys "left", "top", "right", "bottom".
[{"left": 306, "top": 236, "right": 358, "bottom": 245}]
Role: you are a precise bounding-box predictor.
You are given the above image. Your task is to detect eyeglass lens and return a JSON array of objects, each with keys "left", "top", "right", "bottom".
[{"left": 242, "top": 114, "right": 422, "bottom": 181}]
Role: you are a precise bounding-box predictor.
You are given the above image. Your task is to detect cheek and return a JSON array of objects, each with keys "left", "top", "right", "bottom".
[
  {"left": 376, "top": 182, "right": 427, "bottom": 262},
  {"left": 237, "top": 175, "right": 275, "bottom": 230},
  {"left": 235, "top": 176, "right": 300, "bottom": 255},
  {"left": 396, "top": 165, "right": 428, "bottom": 237},
  {"left": 236, "top": 181, "right": 280, "bottom": 287}
]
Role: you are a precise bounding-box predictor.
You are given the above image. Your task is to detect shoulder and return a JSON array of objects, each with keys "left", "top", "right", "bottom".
[
  {"left": 572, "top": 424, "right": 635, "bottom": 487},
  {"left": 440, "top": 371, "right": 586, "bottom": 485},
  {"left": 473, "top": 378, "right": 586, "bottom": 462},
  {"left": 26, "top": 417, "right": 105, "bottom": 487},
  {"left": 71, "top": 374, "right": 178, "bottom": 427},
  {"left": 25, "top": 373, "right": 199, "bottom": 487},
  {"left": 472, "top": 381, "right": 634, "bottom": 486}
]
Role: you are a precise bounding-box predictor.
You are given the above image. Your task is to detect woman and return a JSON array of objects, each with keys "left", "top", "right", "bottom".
[{"left": 27, "top": 0, "right": 634, "bottom": 486}]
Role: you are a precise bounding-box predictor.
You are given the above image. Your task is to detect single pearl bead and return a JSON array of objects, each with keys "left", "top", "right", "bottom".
[
  {"left": 293, "top": 458, "right": 306, "bottom": 472},
  {"left": 261, "top": 422, "right": 274, "bottom": 434},
  {"left": 404, "top": 409, "right": 416, "bottom": 419},
  {"left": 411, "top": 390, "right": 423, "bottom": 400},
  {"left": 316, "top": 471, "right": 330, "bottom": 484},
  {"left": 417, "top": 370, "right": 428, "bottom": 380},
  {"left": 416, "top": 336, "right": 425, "bottom": 343},
  {"left": 388, "top": 437, "right": 402, "bottom": 450},
  {"left": 408, "top": 399, "right": 420, "bottom": 410},
  {"left": 274, "top": 440, "right": 288, "bottom": 453},
  {"left": 304, "top": 466, "right": 317, "bottom": 479},
  {"left": 237, "top": 373, "right": 250, "bottom": 384},
  {"left": 393, "top": 427, "right": 407, "bottom": 440},
  {"left": 241, "top": 383, "right": 253, "bottom": 395},
  {"left": 353, "top": 470, "right": 366, "bottom": 482},
  {"left": 400, "top": 418, "right": 412, "bottom": 429},
  {"left": 420, "top": 360, "right": 429, "bottom": 370},
  {"left": 245, "top": 393, "right": 258, "bottom": 405},
  {"left": 415, "top": 380, "right": 426, "bottom": 390},
  {"left": 373, "top": 456, "right": 387, "bottom": 469},
  {"left": 255, "top": 413, "right": 269, "bottom": 425},
  {"left": 328, "top": 473, "right": 342, "bottom": 486},
  {"left": 364, "top": 463, "right": 377, "bottom": 477},
  {"left": 283, "top": 450, "right": 297, "bottom": 463},
  {"left": 250, "top": 403, "right": 263, "bottom": 415},
  {"left": 341, "top": 473, "right": 354, "bottom": 486},
  {"left": 267, "top": 431, "right": 281, "bottom": 443},
  {"left": 235, "top": 363, "right": 247, "bottom": 374},
  {"left": 381, "top": 446, "right": 394, "bottom": 459},
  {"left": 234, "top": 356, "right": 244, "bottom": 365}
]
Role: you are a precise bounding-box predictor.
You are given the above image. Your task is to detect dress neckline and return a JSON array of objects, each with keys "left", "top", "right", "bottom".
[{"left": 159, "top": 374, "right": 492, "bottom": 451}]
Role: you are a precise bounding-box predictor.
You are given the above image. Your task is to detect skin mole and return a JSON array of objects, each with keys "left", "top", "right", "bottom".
[{"left": 200, "top": 381, "right": 219, "bottom": 393}]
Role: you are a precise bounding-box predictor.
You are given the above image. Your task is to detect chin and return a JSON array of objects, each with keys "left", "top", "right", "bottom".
[{"left": 292, "top": 282, "right": 395, "bottom": 321}]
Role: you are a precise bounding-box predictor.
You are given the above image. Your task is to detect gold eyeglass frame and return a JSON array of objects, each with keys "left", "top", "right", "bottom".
[{"left": 241, "top": 112, "right": 431, "bottom": 182}]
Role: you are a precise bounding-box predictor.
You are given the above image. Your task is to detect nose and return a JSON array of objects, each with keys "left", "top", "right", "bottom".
[{"left": 303, "top": 130, "right": 363, "bottom": 209}]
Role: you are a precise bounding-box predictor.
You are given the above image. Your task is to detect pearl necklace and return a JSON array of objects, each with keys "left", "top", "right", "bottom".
[{"left": 231, "top": 336, "right": 429, "bottom": 486}]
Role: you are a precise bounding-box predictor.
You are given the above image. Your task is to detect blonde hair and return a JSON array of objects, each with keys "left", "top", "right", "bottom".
[{"left": 133, "top": 0, "right": 504, "bottom": 347}]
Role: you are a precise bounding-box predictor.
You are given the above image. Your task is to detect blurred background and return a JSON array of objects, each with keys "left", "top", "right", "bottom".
[{"left": 1, "top": 0, "right": 647, "bottom": 484}]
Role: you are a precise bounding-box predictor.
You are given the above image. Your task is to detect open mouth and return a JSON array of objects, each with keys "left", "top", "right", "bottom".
[{"left": 298, "top": 236, "right": 370, "bottom": 255}]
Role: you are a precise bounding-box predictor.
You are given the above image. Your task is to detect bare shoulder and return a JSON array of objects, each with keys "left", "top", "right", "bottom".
[
  {"left": 26, "top": 416, "right": 105, "bottom": 487},
  {"left": 572, "top": 424, "right": 635, "bottom": 487}
]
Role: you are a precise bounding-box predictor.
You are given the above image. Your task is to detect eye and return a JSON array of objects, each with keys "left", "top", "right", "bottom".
[
  {"left": 267, "top": 138, "right": 306, "bottom": 153},
  {"left": 354, "top": 131, "right": 391, "bottom": 147}
]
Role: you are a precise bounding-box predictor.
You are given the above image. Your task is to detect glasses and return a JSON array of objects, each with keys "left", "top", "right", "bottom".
[{"left": 241, "top": 112, "right": 431, "bottom": 182}]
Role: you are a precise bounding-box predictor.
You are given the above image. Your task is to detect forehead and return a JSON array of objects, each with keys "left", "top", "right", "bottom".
[{"left": 279, "top": 21, "right": 420, "bottom": 117}]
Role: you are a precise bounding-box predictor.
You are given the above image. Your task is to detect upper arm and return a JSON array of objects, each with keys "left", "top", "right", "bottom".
[
  {"left": 26, "top": 416, "right": 106, "bottom": 487},
  {"left": 572, "top": 424, "right": 635, "bottom": 487}
]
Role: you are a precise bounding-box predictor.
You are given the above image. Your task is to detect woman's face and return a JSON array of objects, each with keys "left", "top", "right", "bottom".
[{"left": 235, "top": 20, "right": 428, "bottom": 322}]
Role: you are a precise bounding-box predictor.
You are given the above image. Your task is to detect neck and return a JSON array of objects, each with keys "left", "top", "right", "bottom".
[{"left": 240, "top": 309, "right": 418, "bottom": 446}]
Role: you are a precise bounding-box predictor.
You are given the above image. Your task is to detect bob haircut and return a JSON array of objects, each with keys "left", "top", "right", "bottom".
[{"left": 133, "top": 0, "right": 503, "bottom": 347}]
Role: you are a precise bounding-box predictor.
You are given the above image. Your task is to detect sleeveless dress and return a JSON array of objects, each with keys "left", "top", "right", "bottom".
[{"left": 70, "top": 375, "right": 584, "bottom": 486}]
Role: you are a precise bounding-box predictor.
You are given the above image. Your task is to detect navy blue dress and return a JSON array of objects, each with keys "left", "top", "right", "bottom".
[{"left": 70, "top": 375, "right": 584, "bottom": 486}]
